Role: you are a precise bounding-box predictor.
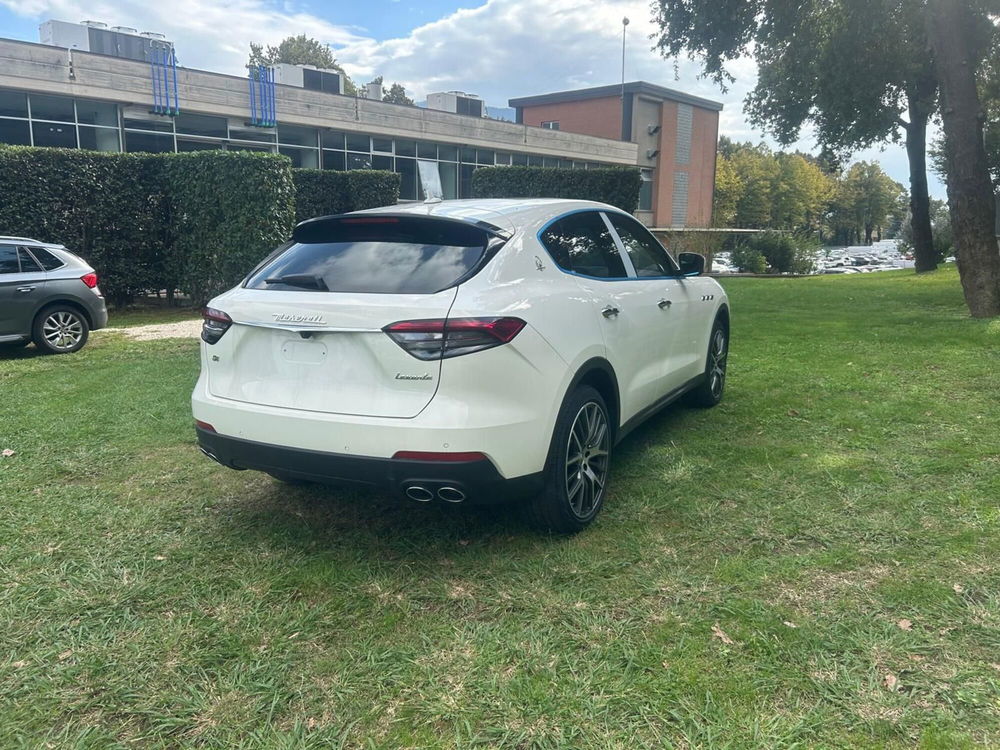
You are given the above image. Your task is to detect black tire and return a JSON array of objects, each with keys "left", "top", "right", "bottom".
[
  {"left": 526, "top": 385, "right": 612, "bottom": 534},
  {"left": 686, "top": 317, "right": 728, "bottom": 408},
  {"left": 32, "top": 305, "right": 90, "bottom": 354}
]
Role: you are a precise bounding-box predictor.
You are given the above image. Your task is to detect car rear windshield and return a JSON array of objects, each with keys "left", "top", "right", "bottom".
[{"left": 246, "top": 216, "right": 495, "bottom": 294}]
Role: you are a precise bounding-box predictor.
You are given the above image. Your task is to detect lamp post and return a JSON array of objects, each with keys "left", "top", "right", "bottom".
[{"left": 621, "top": 16, "right": 629, "bottom": 140}]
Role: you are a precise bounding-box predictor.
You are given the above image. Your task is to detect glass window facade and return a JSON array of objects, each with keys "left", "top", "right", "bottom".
[
  {"left": 0, "top": 90, "right": 120, "bottom": 151},
  {"left": 0, "top": 87, "right": 628, "bottom": 202}
]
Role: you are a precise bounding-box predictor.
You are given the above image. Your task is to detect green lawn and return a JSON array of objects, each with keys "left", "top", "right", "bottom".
[{"left": 1, "top": 267, "right": 998, "bottom": 748}]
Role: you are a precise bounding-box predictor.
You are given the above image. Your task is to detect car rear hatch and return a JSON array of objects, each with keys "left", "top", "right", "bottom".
[{"left": 206, "top": 213, "right": 508, "bottom": 419}]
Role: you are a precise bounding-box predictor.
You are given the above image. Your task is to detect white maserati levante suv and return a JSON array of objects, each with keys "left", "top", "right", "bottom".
[{"left": 193, "top": 199, "right": 729, "bottom": 532}]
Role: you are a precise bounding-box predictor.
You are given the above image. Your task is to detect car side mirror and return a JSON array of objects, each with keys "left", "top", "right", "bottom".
[{"left": 678, "top": 252, "right": 705, "bottom": 277}]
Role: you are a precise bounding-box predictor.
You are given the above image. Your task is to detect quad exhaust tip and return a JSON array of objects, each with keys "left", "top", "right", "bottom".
[
  {"left": 403, "top": 485, "right": 466, "bottom": 503},
  {"left": 405, "top": 485, "right": 434, "bottom": 502},
  {"left": 438, "top": 486, "right": 466, "bottom": 503}
]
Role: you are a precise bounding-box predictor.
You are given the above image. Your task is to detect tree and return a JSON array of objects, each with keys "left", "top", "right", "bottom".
[
  {"left": 713, "top": 154, "right": 743, "bottom": 227},
  {"left": 384, "top": 82, "right": 414, "bottom": 106},
  {"left": 714, "top": 141, "right": 832, "bottom": 232},
  {"left": 926, "top": 0, "right": 1000, "bottom": 317},
  {"left": 653, "top": 0, "right": 939, "bottom": 273},
  {"left": 248, "top": 35, "right": 357, "bottom": 95},
  {"left": 365, "top": 76, "right": 415, "bottom": 106}
]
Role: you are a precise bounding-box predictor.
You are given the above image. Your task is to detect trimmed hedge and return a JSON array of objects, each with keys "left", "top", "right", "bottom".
[
  {"left": 0, "top": 148, "right": 166, "bottom": 307},
  {"left": 471, "top": 166, "right": 642, "bottom": 213},
  {"left": 166, "top": 151, "right": 295, "bottom": 305},
  {"left": 0, "top": 147, "right": 433, "bottom": 306},
  {"left": 292, "top": 169, "right": 400, "bottom": 222}
]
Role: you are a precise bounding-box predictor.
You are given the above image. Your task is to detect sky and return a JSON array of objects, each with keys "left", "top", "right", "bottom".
[{"left": 0, "top": 0, "right": 944, "bottom": 197}]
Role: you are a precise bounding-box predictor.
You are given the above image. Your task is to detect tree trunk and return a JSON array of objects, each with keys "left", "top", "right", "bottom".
[
  {"left": 926, "top": 0, "right": 1000, "bottom": 317},
  {"left": 865, "top": 224, "right": 874, "bottom": 245},
  {"left": 904, "top": 103, "right": 937, "bottom": 273}
]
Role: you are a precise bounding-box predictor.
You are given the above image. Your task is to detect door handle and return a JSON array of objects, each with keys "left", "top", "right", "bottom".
[
  {"left": 601, "top": 305, "right": 620, "bottom": 318},
  {"left": 16, "top": 286, "right": 35, "bottom": 293},
  {"left": 658, "top": 298, "right": 672, "bottom": 309}
]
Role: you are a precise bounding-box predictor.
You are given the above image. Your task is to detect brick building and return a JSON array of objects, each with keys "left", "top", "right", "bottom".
[{"left": 510, "top": 82, "right": 722, "bottom": 228}]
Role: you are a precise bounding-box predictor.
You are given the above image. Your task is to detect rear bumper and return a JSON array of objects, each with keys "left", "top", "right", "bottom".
[
  {"left": 87, "top": 296, "right": 108, "bottom": 330},
  {"left": 196, "top": 427, "right": 544, "bottom": 504}
]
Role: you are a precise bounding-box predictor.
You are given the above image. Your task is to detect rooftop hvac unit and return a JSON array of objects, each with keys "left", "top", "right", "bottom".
[
  {"left": 39, "top": 19, "right": 174, "bottom": 63},
  {"left": 273, "top": 63, "right": 345, "bottom": 95},
  {"left": 426, "top": 91, "right": 485, "bottom": 117}
]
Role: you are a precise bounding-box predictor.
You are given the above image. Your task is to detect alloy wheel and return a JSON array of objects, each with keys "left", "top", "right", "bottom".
[
  {"left": 565, "top": 401, "right": 610, "bottom": 518},
  {"left": 42, "top": 311, "right": 84, "bottom": 351},
  {"left": 709, "top": 328, "right": 728, "bottom": 399}
]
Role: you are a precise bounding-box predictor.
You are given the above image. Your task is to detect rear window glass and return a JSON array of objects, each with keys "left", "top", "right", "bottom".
[
  {"left": 246, "top": 217, "right": 493, "bottom": 294},
  {"left": 27, "top": 247, "right": 65, "bottom": 270}
]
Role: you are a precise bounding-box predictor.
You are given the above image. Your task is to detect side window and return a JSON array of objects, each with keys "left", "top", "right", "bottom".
[
  {"left": 27, "top": 246, "right": 65, "bottom": 270},
  {"left": 17, "top": 248, "right": 43, "bottom": 273},
  {"left": 540, "top": 211, "right": 628, "bottom": 279},
  {"left": 0, "top": 245, "right": 18, "bottom": 274},
  {"left": 607, "top": 213, "right": 678, "bottom": 277}
]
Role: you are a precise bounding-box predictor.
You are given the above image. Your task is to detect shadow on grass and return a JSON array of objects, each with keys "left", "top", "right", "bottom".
[
  {"left": 0, "top": 343, "right": 48, "bottom": 361},
  {"left": 199, "top": 400, "right": 701, "bottom": 561}
]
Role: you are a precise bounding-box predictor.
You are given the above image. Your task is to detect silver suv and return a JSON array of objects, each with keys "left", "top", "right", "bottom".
[{"left": 0, "top": 238, "right": 108, "bottom": 354}]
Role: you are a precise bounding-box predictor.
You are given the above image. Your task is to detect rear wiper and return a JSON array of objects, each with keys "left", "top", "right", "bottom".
[{"left": 264, "top": 274, "right": 328, "bottom": 290}]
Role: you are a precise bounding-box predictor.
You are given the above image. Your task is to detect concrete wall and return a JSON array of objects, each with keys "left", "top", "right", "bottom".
[{"left": 0, "top": 38, "right": 638, "bottom": 165}]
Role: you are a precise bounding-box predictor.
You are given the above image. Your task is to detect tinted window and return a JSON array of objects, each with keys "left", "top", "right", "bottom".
[
  {"left": 247, "top": 218, "right": 492, "bottom": 294},
  {"left": 607, "top": 213, "right": 678, "bottom": 277},
  {"left": 28, "top": 247, "right": 64, "bottom": 270},
  {"left": 17, "top": 248, "right": 42, "bottom": 273},
  {"left": 0, "top": 245, "right": 18, "bottom": 274},
  {"left": 540, "top": 212, "right": 627, "bottom": 279}
]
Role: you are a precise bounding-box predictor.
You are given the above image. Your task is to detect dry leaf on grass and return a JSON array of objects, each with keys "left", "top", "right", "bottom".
[
  {"left": 783, "top": 621, "right": 798, "bottom": 628},
  {"left": 711, "top": 623, "right": 735, "bottom": 645},
  {"left": 897, "top": 619, "right": 913, "bottom": 631},
  {"left": 1, "top": 449, "right": 15, "bottom": 457},
  {"left": 883, "top": 673, "right": 900, "bottom": 691},
  {"left": 58, "top": 649, "right": 73, "bottom": 661},
  {"left": 953, "top": 583, "right": 964, "bottom": 594}
]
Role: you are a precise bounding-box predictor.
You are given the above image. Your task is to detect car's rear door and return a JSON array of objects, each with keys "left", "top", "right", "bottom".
[
  {"left": 539, "top": 210, "right": 671, "bottom": 424},
  {"left": 604, "top": 212, "right": 701, "bottom": 389},
  {"left": 0, "top": 244, "right": 46, "bottom": 337}
]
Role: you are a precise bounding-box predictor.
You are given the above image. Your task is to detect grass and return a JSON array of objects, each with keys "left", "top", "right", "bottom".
[
  {"left": 105, "top": 298, "right": 201, "bottom": 328},
  {"left": 1, "top": 266, "right": 998, "bottom": 748}
]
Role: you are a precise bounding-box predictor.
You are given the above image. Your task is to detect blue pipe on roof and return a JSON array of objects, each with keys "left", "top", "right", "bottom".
[
  {"left": 170, "top": 47, "right": 179, "bottom": 114},
  {"left": 150, "top": 46, "right": 160, "bottom": 112},
  {"left": 248, "top": 68, "right": 256, "bottom": 125}
]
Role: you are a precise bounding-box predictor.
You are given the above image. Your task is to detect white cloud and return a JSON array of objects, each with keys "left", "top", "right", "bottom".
[{"left": 1, "top": 0, "right": 941, "bottom": 194}]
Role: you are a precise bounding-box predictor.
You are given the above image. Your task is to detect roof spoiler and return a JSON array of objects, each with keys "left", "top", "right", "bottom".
[{"left": 292, "top": 213, "right": 512, "bottom": 244}]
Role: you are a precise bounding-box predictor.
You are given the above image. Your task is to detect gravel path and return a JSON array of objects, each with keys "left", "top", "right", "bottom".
[{"left": 104, "top": 319, "right": 202, "bottom": 341}]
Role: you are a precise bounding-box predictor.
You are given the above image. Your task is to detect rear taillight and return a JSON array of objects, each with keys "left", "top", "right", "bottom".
[
  {"left": 201, "top": 307, "right": 232, "bottom": 345},
  {"left": 80, "top": 273, "right": 98, "bottom": 289},
  {"left": 383, "top": 317, "right": 526, "bottom": 360}
]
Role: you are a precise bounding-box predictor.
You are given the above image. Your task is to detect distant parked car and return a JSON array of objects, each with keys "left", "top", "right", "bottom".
[
  {"left": 193, "top": 199, "right": 730, "bottom": 532},
  {"left": 0, "top": 237, "right": 108, "bottom": 354}
]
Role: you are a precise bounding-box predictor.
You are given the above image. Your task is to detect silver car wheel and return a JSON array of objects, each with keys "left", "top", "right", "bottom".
[
  {"left": 709, "top": 328, "right": 728, "bottom": 399},
  {"left": 42, "top": 311, "right": 85, "bottom": 351},
  {"left": 565, "top": 401, "right": 610, "bottom": 519}
]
